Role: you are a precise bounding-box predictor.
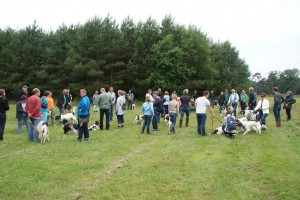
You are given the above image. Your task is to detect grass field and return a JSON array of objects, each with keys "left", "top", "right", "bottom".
[{"left": 1, "top": 97, "right": 300, "bottom": 200}]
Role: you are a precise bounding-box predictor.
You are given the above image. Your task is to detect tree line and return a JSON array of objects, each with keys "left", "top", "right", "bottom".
[{"left": 1, "top": 15, "right": 297, "bottom": 100}]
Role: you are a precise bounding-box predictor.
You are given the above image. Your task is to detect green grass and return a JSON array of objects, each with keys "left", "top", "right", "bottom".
[{"left": 1, "top": 97, "right": 300, "bottom": 200}]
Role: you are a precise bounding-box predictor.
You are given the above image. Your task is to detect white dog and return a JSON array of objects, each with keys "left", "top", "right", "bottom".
[
  {"left": 213, "top": 126, "right": 223, "bottom": 135},
  {"left": 132, "top": 103, "right": 135, "bottom": 110},
  {"left": 236, "top": 120, "right": 262, "bottom": 135},
  {"left": 133, "top": 114, "right": 144, "bottom": 124},
  {"left": 37, "top": 121, "right": 49, "bottom": 143},
  {"left": 88, "top": 121, "right": 100, "bottom": 131},
  {"left": 164, "top": 114, "right": 172, "bottom": 128},
  {"left": 242, "top": 110, "right": 257, "bottom": 121},
  {"left": 56, "top": 113, "right": 78, "bottom": 124}
]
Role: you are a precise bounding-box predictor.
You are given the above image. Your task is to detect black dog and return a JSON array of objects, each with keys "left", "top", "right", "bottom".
[{"left": 62, "top": 119, "right": 78, "bottom": 135}]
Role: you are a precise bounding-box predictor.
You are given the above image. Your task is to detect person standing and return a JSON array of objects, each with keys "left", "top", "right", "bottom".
[
  {"left": 127, "top": 89, "right": 134, "bottom": 110},
  {"left": 98, "top": 88, "right": 112, "bottom": 130},
  {"left": 108, "top": 87, "right": 116, "bottom": 121},
  {"left": 224, "top": 89, "right": 229, "bottom": 107},
  {"left": 163, "top": 91, "right": 170, "bottom": 115},
  {"left": 116, "top": 90, "right": 126, "bottom": 128},
  {"left": 240, "top": 90, "right": 248, "bottom": 111},
  {"left": 283, "top": 91, "right": 297, "bottom": 121},
  {"left": 92, "top": 91, "right": 99, "bottom": 112},
  {"left": 46, "top": 91, "right": 56, "bottom": 126},
  {"left": 16, "top": 85, "right": 28, "bottom": 102},
  {"left": 141, "top": 95, "right": 154, "bottom": 134},
  {"left": 0, "top": 89, "right": 10, "bottom": 141},
  {"left": 64, "top": 89, "right": 73, "bottom": 113},
  {"left": 77, "top": 89, "right": 90, "bottom": 142},
  {"left": 272, "top": 87, "right": 285, "bottom": 127},
  {"left": 195, "top": 91, "right": 214, "bottom": 136},
  {"left": 219, "top": 91, "right": 225, "bottom": 113},
  {"left": 152, "top": 91, "right": 161, "bottom": 133},
  {"left": 179, "top": 89, "right": 190, "bottom": 128},
  {"left": 193, "top": 90, "right": 198, "bottom": 102},
  {"left": 209, "top": 90, "right": 216, "bottom": 108},
  {"left": 57, "top": 89, "right": 66, "bottom": 115},
  {"left": 16, "top": 95, "right": 29, "bottom": 134},
  {"left": 168, "top": 94, "right": 180, "bottom": 133},
  {"left": 248, "top": 87, "right": 257, "bottom": 110},
  {"left": 254, "top": 93, "right": 269, "bottom": 130},
  {"left": 228, "top": 89, "right": 239, "bottom": 117},
  {"left": 25, "top": 88, "right": 42, "bottom": 142},
  {"left": 41, "top": 91, "right": 49, "bottom": 123}
]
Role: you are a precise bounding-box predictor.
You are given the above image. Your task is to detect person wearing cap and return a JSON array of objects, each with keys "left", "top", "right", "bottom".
[
  {"left": 16, "top": 85, "right": 28, "bottom": 102},
  {"left": 254, "top": 93, "right": 269, "bottom": 130},
  {"left": 0, "top": 89, "right": 10, "bottom": 141}
]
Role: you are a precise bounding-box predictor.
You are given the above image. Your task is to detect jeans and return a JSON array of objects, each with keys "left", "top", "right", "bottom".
[
  {"left": 169, "top": 112, "right": 177, "bottom": 132},
  {"left": 59, "top": 107, "right": 64, "bottom": 115},
  {"left": 180, "top": 107, "right": 190, "bottom": 120},
  {"left": 17, "top": 116, "right": 29, "bottom": 134},
  {"left": 240, "top": 101, "right": 246, "bottom": 111},
  {"left": 164, "top": 105, "right": 169, "bottom": 114},
  {"left": 285, "top": 108, "right": 291, "bottom": 120},
  {"left": 273, "top": 106, "right": 281, "bottom": 121},
  {"left": 47, "top": 109, "right": 55, "bottom": 126},
  {"left": 78, "top": 115, "right": 89, "bottom": 140},
  {"left": 42, "top": 111, "right": 48, "bottom": 122},
  {"left": 210, "top": 99, "right": 215, "bottom": 108},
  {"left": 152, "top": 112, "right": 160, "bottom": 131},
  {"left": 28, "top": 118, "right": 41, "bottom": 142},
  {"left": 232, "top": 102, "right": 238, "bottom": 117},
  {"left": 128, "top": 100, "right": 133, "bottom": 110},
  {"left": 100, "top": 109, "right": 110, "bottom": 129},
  {"left": 109, "top": 104, "right": 114, "bottom": 121},
  {"left": 196, "top": 113, "right": 207, "bottom": 135},
  {"left": 117, "top": 115, "right": 124, "bottom": 124},
  {"left": 256, "top": 112, "right": 268, "bottom": 125},
  {"left": 142, "top": 115, "right": 152, "bottom": 134},
  {"left": 0, "top": 113, "right": 6, "bottom": 140}
]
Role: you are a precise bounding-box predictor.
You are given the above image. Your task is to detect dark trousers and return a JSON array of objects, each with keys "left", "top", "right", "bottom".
[
  {"left": 286, "top": 108, "right": 291, "bottom": 120},
  {"left": 117, "top": 115, "right": 124, "bottom": 124},
  {"left": 164, "top": 105, "right": 169, "bottom": 115},
  {"left": 152, "top": 112, "right": 160, "bottom": 131},
  {"left": 180, "top": 107, "right": 190, "bottom": 120},
  {"left": 78, "top": 115, "right": 89, "bottom": 140},
  {"left": 273, "top": 107, "right": 281, "bottom": 121},
  {"left": 232, "top": 102, "right": 238, "bottom": 117},
  {"left": 109, "top": 104, "right": 114, "bottom": 121},
  {"left": 100, "top": 109, "right": 110, "bottom": 129},
  {"left": 0, "top": 113, "right": 6, "bottom": 140},
  {"left": 240, "top": 101, "right": 246, "bottom": 111},
  {"left": 249, "top": 103, "right": 256, "bottom": 111},
  {"left": 196, "top": 113, "right": 207, "bottom": 135},
  {"left": 142, "top": 115, "right": 152, "bottom": 134},
  {"left": 128, "top": 100, "right": 133, "bottom": 110}
]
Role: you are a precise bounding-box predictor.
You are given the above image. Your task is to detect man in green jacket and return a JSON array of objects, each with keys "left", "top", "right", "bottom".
[
  {"left": 240, "top": 89, "right": 248, "bottom": 111},
  {"left": 98, "top": 88, "right": 112, "bottom": 130}
]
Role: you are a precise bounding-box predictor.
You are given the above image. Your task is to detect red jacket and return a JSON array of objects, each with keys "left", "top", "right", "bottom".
[{"left": 25, "top": 95, "right": 41, "bottom": 119}]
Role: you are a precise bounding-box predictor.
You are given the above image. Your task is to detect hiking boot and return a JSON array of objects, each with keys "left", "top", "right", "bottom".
[
  {"left": 179, "top": 119, "right": 183, "bottom": 128},
  {"left": 185, "top": 118, "right": 189, "bottom": 127}
]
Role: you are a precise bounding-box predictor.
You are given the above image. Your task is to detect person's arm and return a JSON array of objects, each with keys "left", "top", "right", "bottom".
[
  {"left": 207, "top": 105, "right": 214, "bottom": 117},
  {"left": 16, "top": 102, "right": 23, "bottom": 112},
  {"left": 280, "top": 95, "right": 285, "bottom": 104},
  {"left": 289, "top": 97, "right": 296, "bottom": 105},
  {"left": 263, "top": 100, "right": 269, "bottom": 110},
  {"left": 252, "top": 93, "right": 257, "bottom": 104},
  {"left": 4, "top": 98, "right": 9, "bottom": 111}
]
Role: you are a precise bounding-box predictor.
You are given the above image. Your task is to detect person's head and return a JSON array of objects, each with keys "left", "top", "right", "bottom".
[
  {"left": 158, "top": 88, "right": 161, "bottom": 92},
  {"left": 95, "top": 91, "right": 98, "bottom": 94},
  {"left": 129, "top": 89, "right": 132, "bottom": 93},
  {"left": 224, "top": 89, "right": 228, "bottom": 93},
  {"left": 183, "top": 89, "right": 189, "bottom": 95},
  {"left": 220, "top": 91, "right": 224, "bottom": 95},
  {"left": 62, "top": 89, "right": 67, "bottom": 94},
  {"left": 109, "top": 87, "right": 114, "bottom": 92},
  {"left": 48, "top": 91, "right": 52, "bottom": 97},
  {"left": 146, "top": 94, "right": 152, "bottom": 102},
  {"left": 20, "top": 95, "right": 27, "bottom": 102},
  {"left": 211, "top": 90, "right": 214, "bottom": 93},
  {"left": 287, "top": 91, "right": 293, "bottom": 96},
  {"left": 153, "top": 91, "right": 158, "bottom": 98},
  {"left": 272, "top": 87, "right": 278, "bottom": 93},
  {"left": 66, "top": 89, "right": 70, "bottom": 94},
  {"left": 147, "top": 89, "right": 152, "bottom": 94},
  {"left": 118, "top": 90, "right": 123, "bottom": 96},
  {"left": 0, "top": 89, "right": 5, "bottom": 97},
  {"left": 242, "top": 90, "right": 245, "bottom": 94},
  {"left": 173, "top": 90, "right": 176, "bottom": 94},
  {"left": 171, "top": 94, "right": 177, "bottom": 100},
  {"left": 164, "top": 91, "right": 169, "bottom": 95},
  {"left": 231, "top": 89, "right": 235, "bottom": 94},
  {"left": 22, "top": 85, "right": 28, "bottom": 92},
  {"left": 100, "top": 88, "right": 106, "bottom": 93},
  {"left": 260, "top": 93, "right": 266, "bottom": 99},
  {"left": 32, "top": 88, "right": 40, "bottom": 96},
  {"left": 44, "top": 91, "right": 51, "bottom": 97},
  {"left": 80, "top": 89, "right": 87, "bottom": 97},
  {"left": 249, "top": 87, "right": 254, "bottom": 94},
  {"left": 226, "top": 110, "right": 233, "bottom": 116},
  {"left": 203, "top": 91, "right": 209, "bottom": 98}
]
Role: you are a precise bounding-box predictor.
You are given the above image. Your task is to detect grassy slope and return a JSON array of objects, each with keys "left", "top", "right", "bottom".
[{"left": 0, "top": 97, "right": 299, "bottom": 200}]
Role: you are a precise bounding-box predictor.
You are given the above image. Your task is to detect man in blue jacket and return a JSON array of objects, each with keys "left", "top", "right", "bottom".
[
  {"left": 152, "top": 91, "right": 161, "bottom": 133},
  {"left": 77, "top": 89, "right": 90, "bottom": 141}
]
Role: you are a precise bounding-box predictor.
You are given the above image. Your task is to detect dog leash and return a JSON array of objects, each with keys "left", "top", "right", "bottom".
[{"left": 212, "top": 116, "right": 223, "bottom": 123}]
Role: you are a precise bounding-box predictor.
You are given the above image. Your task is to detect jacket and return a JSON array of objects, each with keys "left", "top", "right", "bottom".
[
  {"left": 25, "top": 95, "right": 41, "bottom": 119},
  {"left": 142, "top": 101, "right": 154, "bottom": 116},
  {"left": 98, "top": 93, "right": 112, "bottom": 109},
  {"left": 254, "top": 99, "right": 270, "bottom": 114},
  {"left": 248, "top": 92, "right": 257, "bottom": 106},
  {"left": 274, "top": 92, "right": 284, "bottom": 108},
  {"left": 41, "top": 96, "right": 49, "bottom": 113},
  {"left": 283, "top": 95, "right": 296, "bottom": 109},
  {"left": 78, "top": 95, "right": 90, "bottom": 116},
  {"left": 0, "top": 97, "right": 9, "bottom": 113},
  {"left": 116, "top": 96, "right": 126, "bottom": 115},
  {"left": 153, "top": 97, "right": 161, "bottom": 112},
  {"left": 56, "top": 93, "right": 66, "bottom": 109},
  {"left": 16, "top": 101, "right": 27, "bottom": 120},
  {"left": 168, "top": 100, "right": 179, "bottom": 114}
]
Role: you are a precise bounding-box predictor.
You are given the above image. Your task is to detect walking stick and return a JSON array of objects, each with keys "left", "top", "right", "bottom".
[{"left": 211, "top": 116, "right": 214, "bottom": 134}]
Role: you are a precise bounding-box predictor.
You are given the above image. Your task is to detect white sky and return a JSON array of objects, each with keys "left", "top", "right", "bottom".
[{"left": 1, "top": 0, "right": 300, "bottom": 78}]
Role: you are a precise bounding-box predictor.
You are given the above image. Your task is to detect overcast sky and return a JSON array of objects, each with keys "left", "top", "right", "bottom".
[{"left": 1, "top": 0, "right": 299, "bottom": 78}]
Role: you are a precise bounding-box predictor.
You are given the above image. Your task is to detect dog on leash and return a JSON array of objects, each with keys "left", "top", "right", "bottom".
[
  {"left": 213, "top": 126, "right": 224, "bottom": 135},
  {"left": 132, "top": 102, "right": 136, "bottom": 110},
  {"left": 37, "top": 121, "right": 49, "bottom": 143},
  {"left": 236, "top": 119, "right": 262, "bottom": 135},
  {"left": 133, "top": 114, "right": 144, "bottom": 124},
  {"left": 88, "top": 121, "right": 100, "bottom": 131},
  {"left": 164, "top": 114, "right": 172, "bottom": 128},
  {"left": 241, "top": 110, "right": 257, "bottom": 121},
  {"left": 62, "top": 119, "right": 78, "bottom": 135},
  {"left": 55, "top": 113, "right": 78, "bottom": 124}
]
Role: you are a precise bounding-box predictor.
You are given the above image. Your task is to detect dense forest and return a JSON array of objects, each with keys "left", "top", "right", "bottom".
[{"left": 0, "top": 15, "right": 299, "bottom": 99}]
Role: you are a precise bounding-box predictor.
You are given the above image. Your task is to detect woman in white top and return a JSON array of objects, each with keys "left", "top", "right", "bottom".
[
  {"left": 163, "top": 91, "right": 170, "bottom": 115},
  {"left": 195, "top": 91, "right": 214, "bottom": 136},
  {"left": 116, "top": 90, "right": 126, "bottom": 128},
  {"left": 254, "top": 93, "right": 269, "bottom": 129}
]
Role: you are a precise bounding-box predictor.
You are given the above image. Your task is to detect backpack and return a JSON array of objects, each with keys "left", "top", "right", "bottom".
[
  {"left": 122, "top": 103, "right": 126, "bottom": 111},
  {"left": 226, "top": 116, "right": 236, "bottom": 131}
]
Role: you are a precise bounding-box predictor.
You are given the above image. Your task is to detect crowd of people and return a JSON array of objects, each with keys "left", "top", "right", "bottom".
[{"left": 0, "top": 85, "right": 297, "bottom": 142}]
